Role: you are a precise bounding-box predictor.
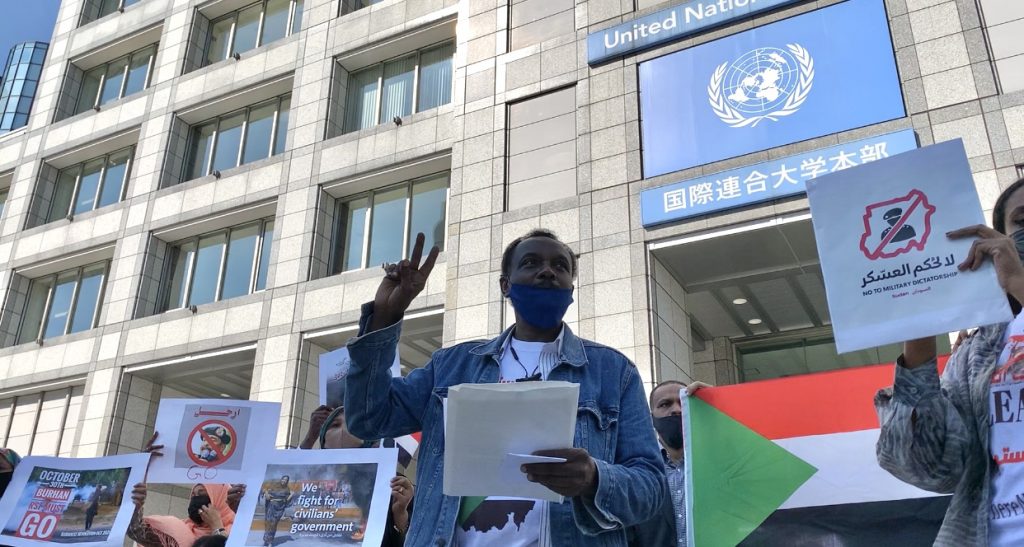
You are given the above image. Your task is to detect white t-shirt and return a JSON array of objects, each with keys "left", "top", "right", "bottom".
[
  {"left": 454, "top": 335, "right": 560, "bottom": 547},
  {"left": 989, "top": 312, "right": 1024, "bottom": 544}
]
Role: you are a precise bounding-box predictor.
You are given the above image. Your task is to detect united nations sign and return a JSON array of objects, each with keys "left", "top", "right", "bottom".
[
  {"left": 639, "top": 0, "right": 905, "bottom": 178},
  {"left": 587, "top": 0, "right": 803, "bottom": 65}
]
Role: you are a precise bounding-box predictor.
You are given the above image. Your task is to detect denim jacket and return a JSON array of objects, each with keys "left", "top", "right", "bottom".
[
  {"left": 344, "top": 303, "right": 667, "bottom": 547},
  {"left": 875, "top": 324, "right": 1007, "bottom": 546}
]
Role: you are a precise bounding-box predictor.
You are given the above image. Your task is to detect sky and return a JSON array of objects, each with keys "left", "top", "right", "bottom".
[{"left": 0, "top": 0, "right": 61, "bottom": 69}]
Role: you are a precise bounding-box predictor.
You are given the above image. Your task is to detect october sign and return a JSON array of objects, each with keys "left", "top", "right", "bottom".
[{"left": 639, "top": 0, "right": 904, "bottom": 178}]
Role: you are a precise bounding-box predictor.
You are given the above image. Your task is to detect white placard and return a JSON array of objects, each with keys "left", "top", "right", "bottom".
[
  {"left": 0, "top": 453, "right": 149, "bottom": 546},
  {"left": 228, "top": 447, "right": 398, "bottom": 547},
  {"left": 807, "top": 139, "right": 1012, "bottom": 353},
  {"left": 319, "top": 346, "right": 400, "bottom": 408},
  {"left": 148, "top": 399, "right": 281, "bottom": 484},
  {"left": 443, "top": 382, "right": 579, "bottom": 502}
]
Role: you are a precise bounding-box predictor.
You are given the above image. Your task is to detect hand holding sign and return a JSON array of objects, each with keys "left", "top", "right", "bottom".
[
  {"left": 370, "top": 233, "right": 440, "bottom": 332},
  {"left": 948, "top": 225, "right": 1024, "bottom": 301}
]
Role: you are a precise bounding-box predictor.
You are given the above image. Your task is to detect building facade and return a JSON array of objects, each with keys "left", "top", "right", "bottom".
[
  {"left": 0, "top": 42, "right": 49, "bottom": 134},
  {"left": 0, "top": 0, "right": 1018, "bottom": 510}
]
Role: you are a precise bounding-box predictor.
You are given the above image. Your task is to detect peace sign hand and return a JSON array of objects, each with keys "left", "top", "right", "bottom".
[{"left": 369, "top": 233, "right": 440, "bottom": 332}]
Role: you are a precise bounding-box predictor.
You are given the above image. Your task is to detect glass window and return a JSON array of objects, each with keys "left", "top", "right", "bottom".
[
  {"left": 343, "top": 67, "right": 380, "bottom": 133},
  {"left": 72, "top": 159, "right": 105, "bottom": 215},
  {"left": 335, "top": 174, "right": 449, "bottom": 272},
  {"left": 42, "top": 273, "right": 77, "bottom": 340},
  {"left": 99, "top": 57, "right": 128, "bottom": 106},
  {"left": 77, "top": 68, "right": 103, "bottom": 113},
  {"left": 262, "top": 0, "right": 291, "bottom": 45},
  {"left": 188, "top": 233, "right": 227, "bottom": 307},
  {"left": 18, "top": 278, "right": 51, "bottom": 344},
  {"left": 367, "top": 186, "right": 408, "bottom": 267},
  {"left": 124, "top": 46, "right": 155, "bottom": 97},
  {"left": 379, "top": 55, "right": 416, "bottom": 123},
  {"left": 256, "top": 220, "right": 273, "bottom": 290},
  {"left": 167, "top": 241, "right": 196, "bottom": 310},
  {"left": 185, "top": 95, "right": 290, "bottom": 181},
  {"left": 190, "top": 122, "right": 216, "bottom": 179},
  {"left": 208, "top": 17, "right": 235, "bottom": 65},
  {"left": 408, "top": 174, "right": 448, "bottom": 257},
  {"left": 211, "top": 112, "right": 245, "bottom": 174},
  {"left": 221, "top": 223, "right": 259, "bottom": 300},
  {"left": 50, "top": 169, "right": 78, "bottom": 222},
  {"left": 98, "top": 149, "right": 131, "bottom": 208},
  {"left": 417, "top": 42, "right": 453, "bottom": 112},
  {"left": 291, "top": 0, "right": 304, "bottom": 34},
  {"left": 274, "top": 96, "right": 290, "bottom": 155},
  {"left": 69, "top": 265, "right": 104, "bottom": 334},
  {"left": 242, "top": 101, "right": 276, "bottom": 164},
  {"left": 165, "top": 220, "right": 274, "bottom": 311},
  {"left": 339, "top": 197, "right": 369, "bottom": 272},
  {"left": 342, "top": 41, "right": 454, "bottom": 133},
  {"left": 233, "top": 5, "right": 262, "bottom": 55},
  {"left": 0, "top": 188, "right": 8, "bottom": 219}
]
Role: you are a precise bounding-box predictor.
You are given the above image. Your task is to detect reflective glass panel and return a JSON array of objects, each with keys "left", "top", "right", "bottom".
[
  {"left": 242, "top": 101, "right": 275, "bottom": 164},
  {"left": 99, "top": 57, "right": 128, "bottom": 105},
  {"left": 124, "top": 46, "right": 154, "bottom": 96},
  {"left": 43, "top": 272, "right": 77, "bottom": 339},
  {"left": 273, "top": 96, "right": 290, "bottom": 155},
  {"left": 98, "top": 149, "right": 131, "bottom": 208},
  {"left": 190, "top": 122, "right": 216, "bottom": 179},
  {"left": 167, "top": 241, "right": 196, "bottom": 310},
  {"left": 188, "top": 233, "right": 227, "bottom": 307},
  {"left": 233, "top": 5, "right": 262, "bottom": 55},
  {"left": 262, "top": 0, "right": 291, "bottom": 45},
  {"left": 18, "top": 278, "right": 51, "bottom": 344},
  {"left": 339, "top": 197, "right": 368, "bottom": 271},
  {"left": 408, "top": 174, "right": 448, "bottom": 256},
  {"left": 220, "top": 223, "right": 259, "bottom": 300},
  {"left": 367, "top": 186, "right": 407, "bottom": 267},
  {"left": 208, "top": 17, "right": 234, "bottom": 65},
  {"left": 211, "top": 112, "right": 245, "bottom": 173},
  {"left": 256, "top": 220, "right": 274, "bottom": 290},
  {"left": 379, "top": 55, "right": 415, "bottom": 123},
  {"left": 69, "top": 264, "right": 104, "bottom": 334},
  {"left": 76, "top": 67, "right": 103, "bottom": 113},
  {"left": 49, "top": 169, "right": 78, "bottom": 221},
  {"left": 72, "top": 159, "right": 105, "bottom": 215}
]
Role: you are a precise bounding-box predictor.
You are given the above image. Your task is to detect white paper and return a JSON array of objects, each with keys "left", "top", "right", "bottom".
[
  {"left": 0, "top": 453, "right": 149, "bottom": 546},
  {"left": 499, "top": 454, "right": 567, "bottom": 486},
  {"left": 148, "top": 398, "right": 281, "bottom": 484},
  {"left": 228, "top": 447, "right": 398, "bottom": 547},
  {"left": 319, "top": 346, "right": 401, "bottom": 408},
  {"left": 443, "top": 382, "right": 579, "bottom": 502},
  {"left": 806, "top": 139, "right": 1012, "bottom": 353}
]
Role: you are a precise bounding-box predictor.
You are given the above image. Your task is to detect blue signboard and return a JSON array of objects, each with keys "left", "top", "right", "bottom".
[
  {"left": 640, "top": 129, "right": 918, "bottom": 227},
  {"left": 587, "top": 0, "right": 802, "bottom": 65},
  {"left": 639, "top": 0, "right": 905, "bottom": 178}
]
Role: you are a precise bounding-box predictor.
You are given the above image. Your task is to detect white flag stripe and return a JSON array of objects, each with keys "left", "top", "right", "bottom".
[{"left": 775, "top": 429, "right": 941, "bottom": 510}]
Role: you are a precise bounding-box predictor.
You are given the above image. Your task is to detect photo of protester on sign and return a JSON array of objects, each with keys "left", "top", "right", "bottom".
[
  {"left": 0, "top": 453, "right": 148, "bottom": 546},
  {"left": 229, "top": 448, "right": 396, "bottom": 547}
]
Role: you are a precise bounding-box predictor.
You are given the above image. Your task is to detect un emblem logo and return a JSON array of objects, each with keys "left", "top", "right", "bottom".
[{"left": 708, "top": 44, "right": 814, "bottom": 128}]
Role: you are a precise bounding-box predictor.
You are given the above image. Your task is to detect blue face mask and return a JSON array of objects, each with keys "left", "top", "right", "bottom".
[{"left": 507, "top": 284, "right": 574, "bottom": 330}]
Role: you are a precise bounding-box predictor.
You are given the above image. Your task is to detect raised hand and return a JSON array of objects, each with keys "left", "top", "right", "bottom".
[{"left": 369, "top": 233, "right": 440, "bottom": 331}]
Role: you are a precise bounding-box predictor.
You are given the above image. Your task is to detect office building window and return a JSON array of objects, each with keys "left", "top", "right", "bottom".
[
  {"left": 0, "top": 386, "right": 84, "bottom": 457},
  {"left": 0, "top": 42, "right": 47, "bottom": 132},
  {"left": 81, "top": 0, "right": 143, "bottom": 25},
  {"left": 47, "top": 147, "right": 133, "bottom": 223},
  {"left": 17, "top": 262, "right": 109, "bottom": 344},
  {"left": 0, "top": 188, "right": 8, "bottom": 220},
  {"left": 339, "top": 0, "right": 385, "bottom": 15},
  {"left": 186, "top": 94, "right": 290, "bottom": 180},
  {"left": 342, "top": 41, "right": 454, "bottom": 134},
  {"left": 332, "top": 173, "right": 448, "bottom": 273},
  {"left": 506, "top": 87, "right": 577, "bottom": 210},
  {"left": 510, "top": 0, "right": 574, "bottom": 51},
  {"left": 75, "top": 45, "right": 156, "bottom": 114},
  {"left": 163, "top": 219, "right": 274, "bottom": 311},
  {"left": 206, "top": 0, "right": 304, "bottom": 66},
  {"left": 980, "top": 1, "right": 1024, "bottom": 93}
]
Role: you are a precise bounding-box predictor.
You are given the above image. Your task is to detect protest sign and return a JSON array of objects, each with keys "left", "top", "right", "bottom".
[
  {"left": 148, "top": 399, "right": 280, "bottom": 484},
  {"left": 806, "top": 139, "right": 1012, "bottom": 353},
  {"left": 683, "top": 361, "right": 950, "bottom": 547},
  {"left": 228, "top": 447, "right": 398, "bottom": 547},
  {"left": 319, "top": 346, "right": 400, "bottom": 408},
  {"left": 0, "top": 453, "right": 148, "bottom": 546}
]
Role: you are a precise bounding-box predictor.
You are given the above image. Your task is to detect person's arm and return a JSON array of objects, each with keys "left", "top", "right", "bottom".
[
  {"left": 125, "top": 483, "right": 177, "bottom": 547},
  {"left": 570, "top": 363, "right": 667, "bottom": 534},
  {"left": 344, "top": 233, "right": 441, "bottom": 441}
]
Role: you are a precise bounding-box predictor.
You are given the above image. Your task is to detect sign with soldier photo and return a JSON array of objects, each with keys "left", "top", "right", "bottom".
[
  {"left": 0, "top": 453, "right": 148, "bottom": 546},
  {"left": 229, "top": 448, "right": 397, "bottom": 547}
]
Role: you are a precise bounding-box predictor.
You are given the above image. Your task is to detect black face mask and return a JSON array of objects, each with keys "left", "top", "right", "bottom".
[
  {"left": 187, "top": 494, "right": 212, "bottom": 525},
  {"left": 0, "top": 472, "right": 12, "bottom": 496},
  {"left": 653, "top": 414, "right": 683, "bottom": 451}
]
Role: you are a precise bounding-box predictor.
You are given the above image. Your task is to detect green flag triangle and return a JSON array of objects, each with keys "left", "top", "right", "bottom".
[{"left": 686, "top": 396, "right": 817, "bottom": 547}]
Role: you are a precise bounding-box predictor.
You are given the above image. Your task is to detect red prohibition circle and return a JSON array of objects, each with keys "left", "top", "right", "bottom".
[{"left": 186, "top": 420, "right": 237, "bottom": 467}]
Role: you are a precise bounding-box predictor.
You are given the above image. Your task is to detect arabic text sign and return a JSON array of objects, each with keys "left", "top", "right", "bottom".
[
  {"left": 587, "top": 0, "right": 802, "bottom": 64},
  {"left": 227, "top": 448, "right": 398, "bottom": 547},
  {"left": 807, "top": 139, "right": 1012, "bottom": 353},
  {"left": 0, "top": 454, "right": 149, "bottom": 547},
  {"left": 639, "top": 0, "right": 904, "bottom": 178},
  {"left": 149, "top": 399, "right": 281, "bottom": 484},
  {"left": 640, "top": 129, "right": 917, "bottom": 227}
]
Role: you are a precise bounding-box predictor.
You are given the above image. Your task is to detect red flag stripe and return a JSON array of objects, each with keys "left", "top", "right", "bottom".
[{"left": 695, "top": 356, "right": 949, "bottom": 440}]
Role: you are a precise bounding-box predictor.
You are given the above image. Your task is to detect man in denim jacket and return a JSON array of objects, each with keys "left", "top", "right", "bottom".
[{"left": 344, "top": 229, "right": 666, "bottom": 546}]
